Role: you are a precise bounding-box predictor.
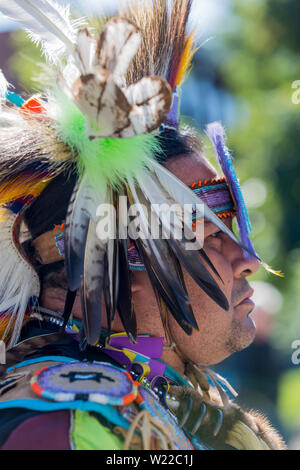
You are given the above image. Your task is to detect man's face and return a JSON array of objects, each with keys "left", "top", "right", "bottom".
[{"left": 131, "top": 150, "right": 260, "bottom": 366}]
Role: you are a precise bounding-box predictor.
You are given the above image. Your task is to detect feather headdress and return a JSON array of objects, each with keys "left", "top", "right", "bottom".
[
  {"left": 123, "top": 0, "right": 197, "bottom": 90},
  {"left": 0, "top": 0, "right": 264, "bottom": 349}
]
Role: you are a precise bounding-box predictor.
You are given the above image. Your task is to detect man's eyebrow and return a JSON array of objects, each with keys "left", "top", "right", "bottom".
[{"left": 204, "top": 221, "right": 220, "bottom": 228}]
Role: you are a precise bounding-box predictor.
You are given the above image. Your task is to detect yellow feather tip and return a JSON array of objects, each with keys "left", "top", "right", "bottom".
[
  {"left": 175, "top": 33, "right": 199, "bottom": 87},
  {"left": 261, "top": 261, "right": 285, "bottom": 278}
]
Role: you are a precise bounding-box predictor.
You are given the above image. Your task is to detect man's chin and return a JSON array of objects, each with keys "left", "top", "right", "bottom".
[{"left": 226, "top": 316, "right": 256, "bottom": 354}]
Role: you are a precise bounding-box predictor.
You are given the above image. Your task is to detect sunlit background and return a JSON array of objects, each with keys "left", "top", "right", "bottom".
[{"left": 0, "top": 0, "right": 299, "bottom": 449}]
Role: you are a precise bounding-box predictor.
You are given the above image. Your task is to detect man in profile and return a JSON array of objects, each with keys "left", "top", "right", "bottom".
[{"left": 0, "top": 0, "right": 285, "bottom": 450}]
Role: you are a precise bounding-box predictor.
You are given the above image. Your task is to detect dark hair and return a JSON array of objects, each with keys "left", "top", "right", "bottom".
[
  {"left": 23, "top": 170, "right": 77, "bottom": 292},
  {"left": 24, "top": 171, "right": 77, "bottom": 239},
  {"left": 155, "top": 126, "right": 202, "bottom": 163}
]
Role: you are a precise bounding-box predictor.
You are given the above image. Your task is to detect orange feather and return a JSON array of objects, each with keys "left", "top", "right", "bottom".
[
  {"left": 0, "top": 175, "right": 51, "bottom": 206},
  {"left": 175, "top": 33, "right": 199, "bottom": 87}
]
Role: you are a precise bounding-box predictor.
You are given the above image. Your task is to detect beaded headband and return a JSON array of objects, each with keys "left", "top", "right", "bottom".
[{"left": 189, "top": 177, "right": 236, "bottom": 220}]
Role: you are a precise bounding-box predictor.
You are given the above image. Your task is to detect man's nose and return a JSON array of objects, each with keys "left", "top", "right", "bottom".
[{"left": 232, "top": 244, "right": 260, "bottom": 279}]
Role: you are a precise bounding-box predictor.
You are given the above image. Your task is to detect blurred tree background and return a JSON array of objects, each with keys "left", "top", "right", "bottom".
[
  {"left": 1, "top": 0, "right": 299, "bottom": 447},
  {"left": 212, "top": 0, "right": 300, "bottom": 350}
]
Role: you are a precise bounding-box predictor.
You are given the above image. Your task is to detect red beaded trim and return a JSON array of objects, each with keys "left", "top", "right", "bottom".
[
  {"left": 191, "top": 210, "right": 236, "bottom": 228},
  {"left": 189, "top": 177, "right": 227, "bottom": 190}
]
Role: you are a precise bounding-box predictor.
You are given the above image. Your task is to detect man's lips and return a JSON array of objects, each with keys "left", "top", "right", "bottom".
[{"left": 234, "top": 288, "right": 255, "bottom": 308}]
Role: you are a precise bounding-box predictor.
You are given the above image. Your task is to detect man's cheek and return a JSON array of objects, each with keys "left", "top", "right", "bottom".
[{"left": 205, "top": 248, "right": 233, "bottom": 292}]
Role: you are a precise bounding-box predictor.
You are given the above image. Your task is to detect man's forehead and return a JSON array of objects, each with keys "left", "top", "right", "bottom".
[
  {"left": 204, "top": 218, "right": 234, "bottom": 230},
  {"left": 163, "top": 150, "right": 218, "bottom": 186}
]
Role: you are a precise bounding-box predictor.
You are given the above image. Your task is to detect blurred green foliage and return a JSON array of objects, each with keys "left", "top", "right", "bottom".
[
  {"left": 278, "top": 368, "right": 300, "bottom": 429},
  {"left": 9, "top": 30, "right": 46, "bottom": 93}
]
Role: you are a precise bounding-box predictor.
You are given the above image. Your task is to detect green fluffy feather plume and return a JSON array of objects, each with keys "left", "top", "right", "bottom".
[{"left": 52, "top": 92, "right": 162, "bottom": 191}]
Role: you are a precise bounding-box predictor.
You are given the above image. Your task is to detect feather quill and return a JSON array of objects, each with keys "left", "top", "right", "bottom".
[
  {"left": 136, "top": 238, "right": 194, "bottom": 335},
  {"left": 0, "top": 0, "right": 80, "bottom": 64}
]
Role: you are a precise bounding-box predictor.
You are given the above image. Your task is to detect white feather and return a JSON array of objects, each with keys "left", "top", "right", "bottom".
[
  {"left": 0, "top": 0, "right": 81, "bottom": 64},
  {"left": 0, "top": 210, "right": 40, "bottom": 348},
  {"left": 95, "top": 17, "right": 141, "bottom": 85},
  {"left": 75, "top": 28, "right": 97, "bottom": 74},
  {"left": 0, "top": 69, "right": 8, "bottom": 110},
  {"left": 0, "top": 69, "right": 8, "bottom": 98},
  {"left": 125, "top": 77, "right": 172, "bottom": 135},
  {"left": 62, "top": 57, "right": 81, "bottom": 91}
]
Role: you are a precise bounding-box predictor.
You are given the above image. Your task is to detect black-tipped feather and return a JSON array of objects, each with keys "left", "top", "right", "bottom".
[
  {"left": 65, "top": 177, "right": 98, "bottom": 291},
  {"left": 164, "top": 242, "right": 197, "bottom": 332},
  {"left": 112, "top": 190, "right": 137, "bottom": 342},
  {"left": 138, "top": 173, "right": 229, "bottom": 311},
  {"left": 168, "top": 237, "right": 229, "bottom": 311},
  {"left": 134, "top": 186, "right": 199, "bottom": 328},
  {"left": 134, "top": 237, "right": 193, "bottom": 335},
  {"left": 103, "top": 253, "right": 112, "bottom": 336},
  {"left": 80, "top": 218, "right": 105, "bottom": 345},
  {"left": 198, "top": 249, "right": 223, "bottom": 282},
  {"left": 111, "top": 191, "right": 120, "bottom": 320},
  {"left": 109, "top": 236, "right": 119, "bottom": 321},
  {"left": 127, "top": 178, "right": 198, "bottom": 330}
]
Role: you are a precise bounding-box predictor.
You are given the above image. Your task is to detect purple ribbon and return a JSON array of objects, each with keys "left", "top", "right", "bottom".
[
  {"left": 163, "top": 92, "right": 179, "bottom": 130},
  {"left": 102, "top": 335, "right": 166, "bottom": 380}
]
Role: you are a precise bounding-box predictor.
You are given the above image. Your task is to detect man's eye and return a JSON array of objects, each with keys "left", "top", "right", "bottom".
[{"left": 209, "top": 231, "right": 222, "bottom": 239}]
